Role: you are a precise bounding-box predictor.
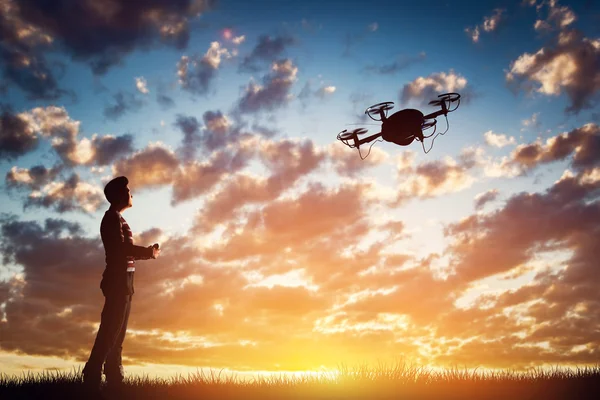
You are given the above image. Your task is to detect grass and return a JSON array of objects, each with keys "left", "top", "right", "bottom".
[{"left": 1, "top": 363, "right": 600, "bottom": 399}]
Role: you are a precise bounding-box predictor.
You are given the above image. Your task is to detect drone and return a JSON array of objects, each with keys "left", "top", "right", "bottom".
[{"left": 337, "top": 92, "right": 461, "bottom": 159}]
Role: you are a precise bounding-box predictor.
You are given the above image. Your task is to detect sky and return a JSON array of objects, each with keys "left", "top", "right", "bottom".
[{"left": 1, "top": 0, "right": 600, "bottom": 379}]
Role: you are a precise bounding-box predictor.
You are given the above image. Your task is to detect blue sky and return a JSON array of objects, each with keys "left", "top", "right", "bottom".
[{"left": 2, "top": 0, "right": 596, "bottom": 230}]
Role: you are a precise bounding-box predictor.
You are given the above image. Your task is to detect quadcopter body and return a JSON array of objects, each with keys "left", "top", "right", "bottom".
[
  {"left": 381, "top": 108, "right": 425, "bottom": 146},
  {"left": 337, "top": 92, "right": 461, "bottom": 158}
]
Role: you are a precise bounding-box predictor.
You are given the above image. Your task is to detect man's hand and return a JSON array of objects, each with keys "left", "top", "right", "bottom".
[{"left": 150, "top": 243, "right": 161, "bottom": 259}]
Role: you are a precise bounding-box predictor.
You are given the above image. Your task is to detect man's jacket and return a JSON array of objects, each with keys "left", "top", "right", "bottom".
[{"left": 100, "top": 208, "right": 152, "bottom": 296}]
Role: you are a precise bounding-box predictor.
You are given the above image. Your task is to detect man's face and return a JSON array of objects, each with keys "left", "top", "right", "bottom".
[{"left": 125, "top": 185, "right": 133, "bottom": 208}]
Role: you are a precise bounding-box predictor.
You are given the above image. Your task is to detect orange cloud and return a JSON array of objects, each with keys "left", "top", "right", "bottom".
[
  {"left": 112, "top": 142, "right": 179, "bottom": 190},
  {"left": 193, "top": 138, "right": 325, "bottom": 228},
  {"left": 3, "top": 117, "right": 600, "bottom": 374},
  {"left": 508, "top": 123, "right": 599, "bottom": 173},
  {"left": 172, "top": 145, "right": 255, "bottom": 205},
  {"left": 327, "top": 142, "right": 389, "bottom": 177},
  {"left": 394, "top": 147, "right": 483, "bottom": 204}
]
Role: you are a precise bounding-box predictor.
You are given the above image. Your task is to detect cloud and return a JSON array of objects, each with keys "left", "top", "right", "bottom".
[
  {"left": 3, "top": 153, "right": 599, "bottom": 370},
  {"left": 364, "top": 52, "right": 426, "bottom": 75},
  {"left": 0, "top": 0, "right": 215, "bottom": 99},
  {"left": 474, "top": 189, "right": 499, "bottom": 210},
  {"left": 445, "top": 168, "right": 600, "bottom": 286},
  {"left": 0, "top": 108, "right": 39, "bottom": 160},
  {"left": 200, "top": 180, "right": 374, "bottom": 262},
  {"left": 521, "top": 112, "right": 541, "bottom": 130},
  {"left": 174, "top": 110, "right": 251, "bottom": 159},
  {"left": 327, "top": 141, "right": 389, "bottom": 178},
  {"left": 368, "top": 22, "right": 378, "bottom": 32},
  {"left": 196, "top": 138, "right": 326, "bottom": 227},
  {"left": 480, "top": 123, "right": 600, "bottom": 178},
  {"left": 464, "top": 26, "right": 480, "bottom": 43},
  {"left": 103, "top": 90, "right": 144, "bottom": 120},
  {"left": 112, "top": 143, "right": 180, "bottom": 190},
  {"left": 177, "top": 41, "right": 235, "bottom": 96},
  {"left": 316, "top": 85, "right": 336, "bottom": 98},
  {"left": 505, "top": 29, "right": 600, "bottom": 114},
  {"left": 17, "top": 105, "right": 84, "bottom": 165},
  {"left": 135, "top": 77, "right": 149, "bottom": 94},
  {"left": 171, "top": 144, "right": 254, "bottom": 205},
  {"left": 13, "top": 106, "right": 134, "bottom": 166},
  {"left": 0, "top": 178, "right": 412, "bottom": 371},
  {"left": 90, "top": 133, "right": 135, "bottom": 165},
  {"left": 445, "top": 147, "right": 600, "bottom": 284},
  {"left": 239, "top": 34, "right": 295, "bottom": 72},
  {"left": 482, "top": 9, "right": 504, "bottom": 32},
  {"left": 232, "top": 35, "right": 245, "bottom": 45},
  {"left": 174, "top": 114, "right": 202, "bottom": 162},
  {"left": 298, "top": 81, "right": 336, "bottom": 107},
  {"left": 394, "top": 147, "right": 483, "bottom": 204},
  {"left": 257, "top": 138, "right": 326, "bottom": 184},
  {"left": 23, "top": 173, "right": 105, "bottom": 214},
  {"left": 169, "top": 115, "right": 285, "bottom": 205},
  {"left": 0, "top": 201, "right": 392, "bottom": 371},
  {"left": 16, "top": 0, "right": 213, "bottom": 74},
  {"left": 484, "top": 130, "right": 516, "bottom": 148},
  {"left": 530, "top": 0, "right": 576, "bottom": 32},
  {"left": 0, "top": 216, "right": 103, "bottom": 356},
  {"left": 506, "top": 123, "right": 599, "bottom": 174},
  {"left": 431, "top": 151, "right": 600, "bottom": 369},
  {"left": 5, "top": 164, "right": 63, "bottom": 190},
  {"left": 237, "top": 59, "right": 298, "bottom": 114},
  {"left": 465, "top": 8, "right": 505, "bottom": 43},
  {"left": 400, "top": 70, "right": 470, "bottom": 107},
  {"left": 0, "top": 0, "right": 65, "bottom": 100},
  {"left": 337, "top": 266, "right": 455, "bottom": 327},
  {"left": 200, "top": 110, "right": 234, "bottom": 151}
]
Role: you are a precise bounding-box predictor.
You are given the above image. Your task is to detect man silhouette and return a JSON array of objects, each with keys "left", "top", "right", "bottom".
[{"left": 82, "top": 176, "right": 160, "bottom": 390}]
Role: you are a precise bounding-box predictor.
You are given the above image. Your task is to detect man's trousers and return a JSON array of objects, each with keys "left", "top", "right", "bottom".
[{"left": 84, "top": 294, "right": 132, "bottom": 383}]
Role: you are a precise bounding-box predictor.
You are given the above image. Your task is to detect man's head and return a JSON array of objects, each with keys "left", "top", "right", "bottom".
[{"left": 104, "top": 176, "right": 132, "bottom": 210}]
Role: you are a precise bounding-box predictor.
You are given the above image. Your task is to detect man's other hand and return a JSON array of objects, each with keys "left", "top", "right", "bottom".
[{"left": 150, "top": 243, "right": 161, "bottom": 259}]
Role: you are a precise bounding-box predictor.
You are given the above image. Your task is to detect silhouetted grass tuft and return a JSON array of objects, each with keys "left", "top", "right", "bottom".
[{"left": 1, "top": 363, "right": 600, "bottom": 399}]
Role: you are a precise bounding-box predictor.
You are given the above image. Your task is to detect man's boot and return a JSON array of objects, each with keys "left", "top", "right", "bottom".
[
  {"left": 104, "top": 364, "right": 125, "bottom": 390},
  {"left": 82, "top": 364, "right": 102, "bottom": 392}
]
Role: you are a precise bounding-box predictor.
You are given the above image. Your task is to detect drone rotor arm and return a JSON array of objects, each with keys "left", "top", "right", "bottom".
[{"left": 356, "top": 131, "right": 383, "bottom": 146}]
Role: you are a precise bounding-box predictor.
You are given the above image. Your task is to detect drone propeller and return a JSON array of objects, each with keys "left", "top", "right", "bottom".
[
  {"left": 438, "top": 92, "right": 461, "bottom": 102},
  {"left": 428, "top": 99, "right": 444, "bottom": 107},
  {"left": 439, "top": 92, "right": 461, "bottom": 112},
  {"left": 428, "top": 92, "right": 461, "bottom": 113},
  {"left": 337, "top": 128, "right": 368, "bottom": 141},
  {"left": 365, "top": 101, "right": 394, "bottom": 121}
]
